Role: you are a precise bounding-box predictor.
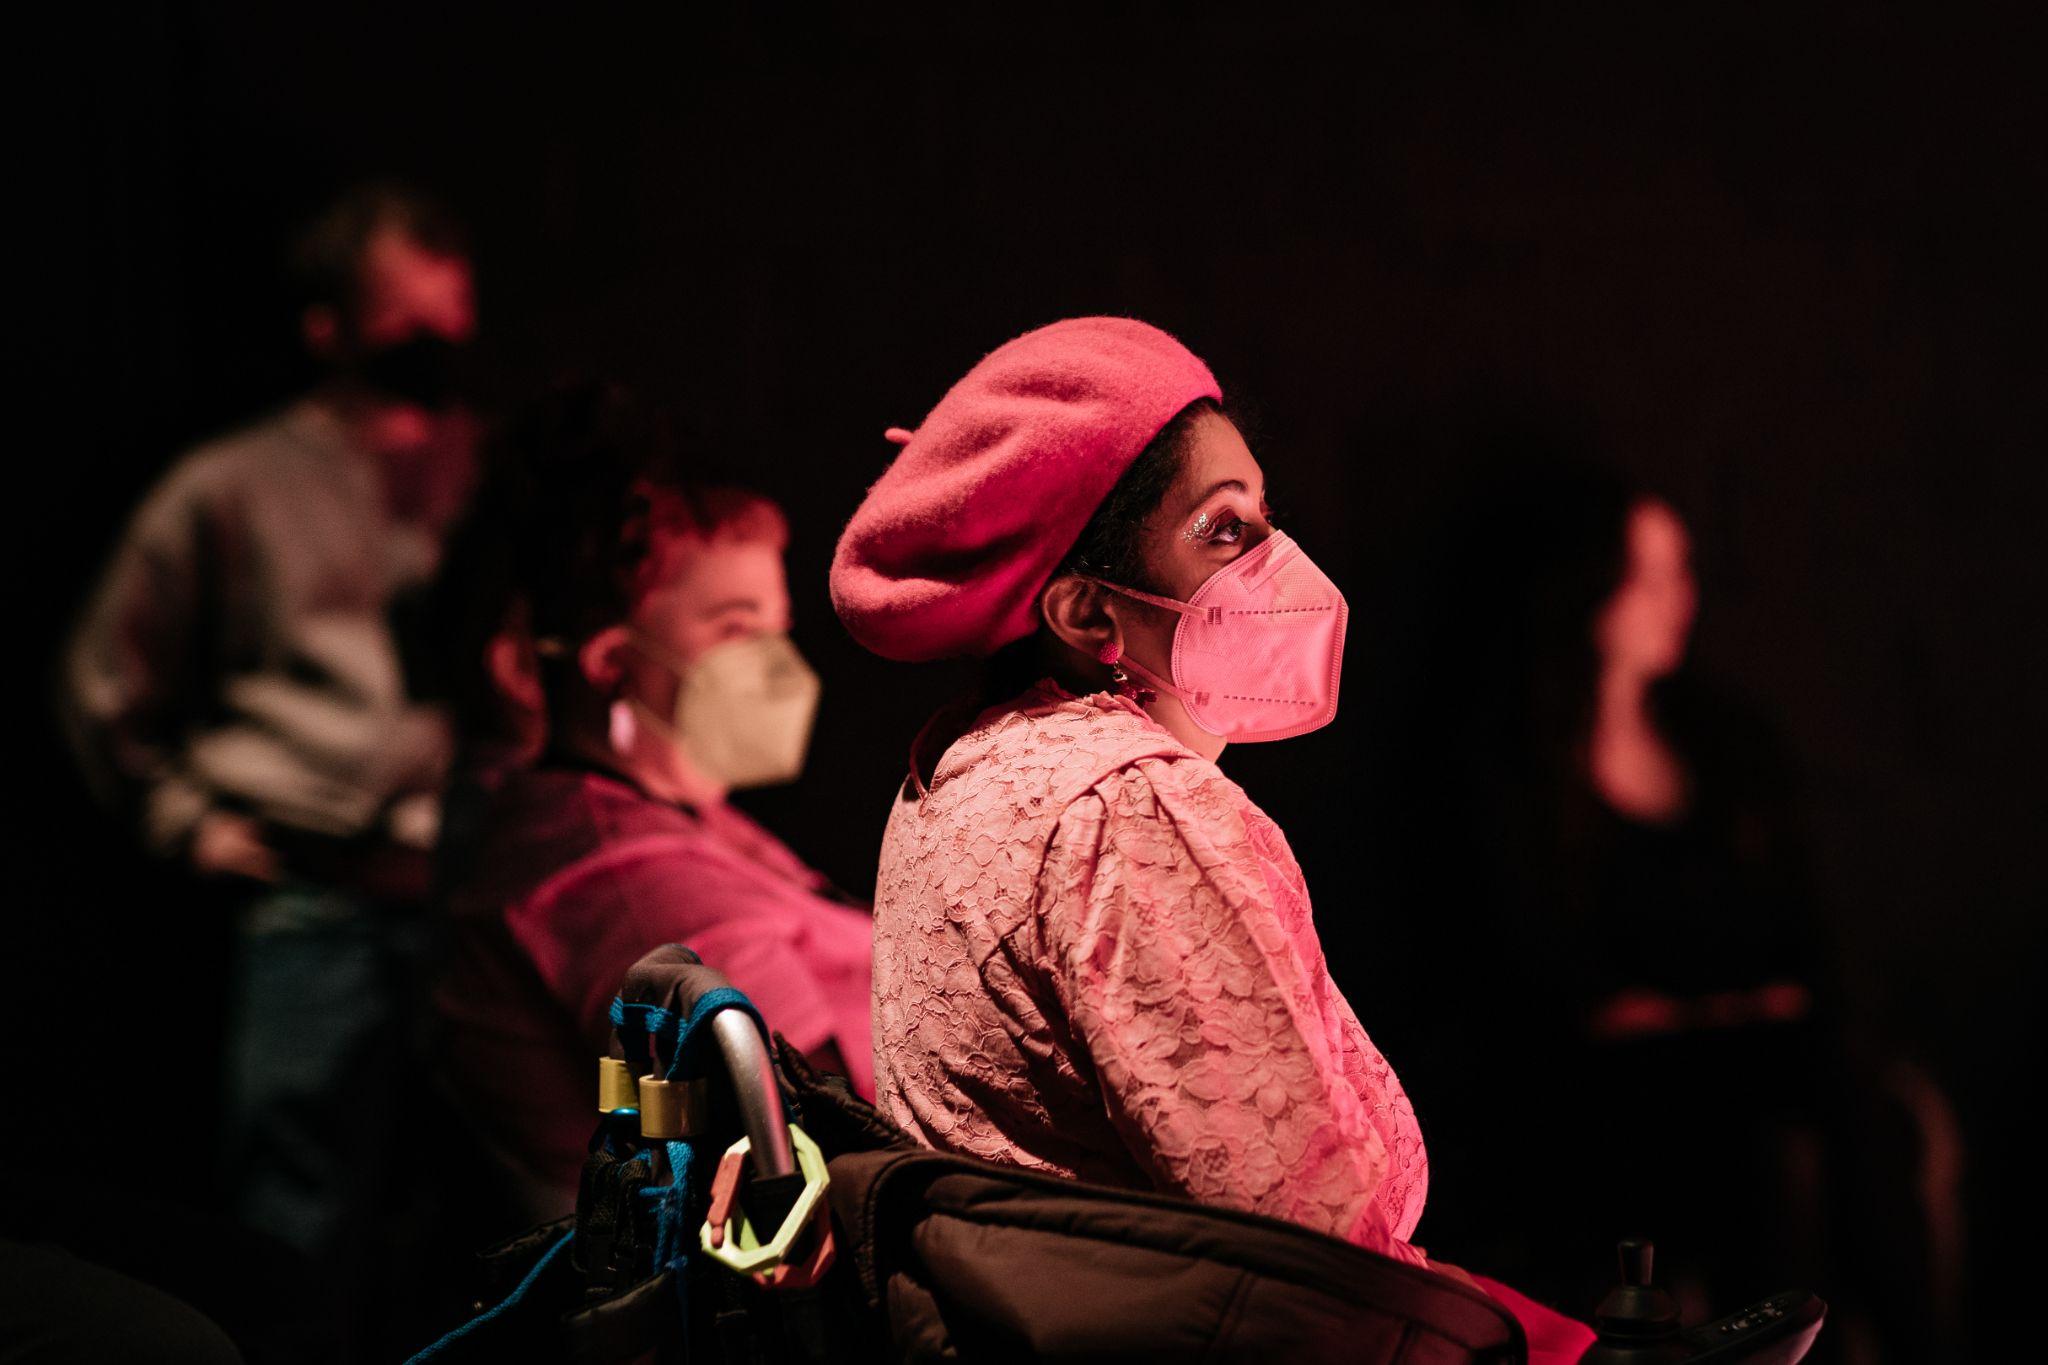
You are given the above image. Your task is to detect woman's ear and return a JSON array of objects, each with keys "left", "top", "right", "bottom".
[
  {"left": 485, "top": 629, "right": 545, "bottom": 713},
  {"left": 578, "top": 625, "right": 634, "bottom": 694},
  {"left": 1040, "top": 575, "right": 1118, "bottom": 658}
]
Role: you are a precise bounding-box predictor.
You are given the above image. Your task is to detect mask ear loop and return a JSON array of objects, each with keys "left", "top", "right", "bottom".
[
  {"left": 1079, "top": 577, "right": 1213, "bottom": 707},
  {"left": 1114, "top": 650, "right": 1200, "bottom": 706},
  {"left": 1078, "top": 575, "right": 1223, "bottom": 626}
]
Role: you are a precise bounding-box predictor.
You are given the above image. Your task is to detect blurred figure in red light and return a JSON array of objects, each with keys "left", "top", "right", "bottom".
[
  {"left": 60, "top": 184, "right": 480, "bottom": 1360},
  {"left": 1376, "top": 458, "right": 1950, "bottom": 1362},
  {"left": 1581, "top": 499, "right": 1812, "bottom": 1040}
]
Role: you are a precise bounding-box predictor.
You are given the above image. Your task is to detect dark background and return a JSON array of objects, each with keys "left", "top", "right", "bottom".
[{"left": 29, "top": 0, "right": 2044, "bottom": 1343}]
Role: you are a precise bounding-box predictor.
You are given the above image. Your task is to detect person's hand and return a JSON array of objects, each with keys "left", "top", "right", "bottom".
[
  {"left": 387, "top": 792, "right": 442, "bottom": 850},
  {"left": 189, "top": 811, "right": 281, "bottom": 883}
]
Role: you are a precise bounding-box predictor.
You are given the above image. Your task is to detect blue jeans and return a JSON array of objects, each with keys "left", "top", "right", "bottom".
[{"left": 220, "top": 884, "right": 426, "bottom": 1286}]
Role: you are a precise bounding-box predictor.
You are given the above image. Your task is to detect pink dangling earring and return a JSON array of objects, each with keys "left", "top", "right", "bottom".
[
  {"left": 608, "top": 697, "right": 637, "bottom": 755},
  {"left": 1097, "top": 639, "right": 1153, "bottom": 704}
]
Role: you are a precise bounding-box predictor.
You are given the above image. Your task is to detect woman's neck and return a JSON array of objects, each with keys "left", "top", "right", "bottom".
[
  {"left": 1589, "top": 665, "right": 1687, "bottom": 823},
  {"left": 1038, "top": 658, "right": 1226, "bottom": 762},
  {"left": 1596, "top": 665, "right": 1652, "bottom": 733},
  {"left": 1139, "top": 690, "right": 1227, "bottom": 762},
  {"left": 559, "top": 707, "right": 730, "bottom": 810}
]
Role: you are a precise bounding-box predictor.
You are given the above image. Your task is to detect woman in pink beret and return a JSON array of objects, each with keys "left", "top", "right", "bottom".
[{"left": 831, "top": 318, "right": 1593, "bottom": 1360}]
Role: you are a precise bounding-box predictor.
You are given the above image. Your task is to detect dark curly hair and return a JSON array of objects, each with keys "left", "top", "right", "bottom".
[
  {"left": 1056, "top": 396, "right": 1225, "bottom": 592},
  {"left": 978, "top": 396, "right": 1226, "bottom": 702},
  {"left": 435, "top": 378, "right": 791, "bottom": 748}
]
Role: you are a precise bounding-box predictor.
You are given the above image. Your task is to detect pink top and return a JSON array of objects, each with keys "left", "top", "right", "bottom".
[
  {"left": 871, "top": 682, "right": 1430, "bottom": 1265},
  {"left": 439, "top": 764, "right": 874, "bottom": 1216}
]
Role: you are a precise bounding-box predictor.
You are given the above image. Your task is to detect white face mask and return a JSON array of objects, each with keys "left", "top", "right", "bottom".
[{"left": 624, "top": 631, "right": 821, "bottom": 791}]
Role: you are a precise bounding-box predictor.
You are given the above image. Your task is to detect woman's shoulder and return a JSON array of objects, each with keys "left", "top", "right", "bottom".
[
  {"left": 1088, "top": 756, "right": 1289, "bottom": 884},
  {"left": 497, "top": 763, "right": 697, "bottom": 840},
  {"left": 1039, "top": 740, "right": 1306, "bottom": 935},
  {"left": 1030, "top": 687, "right": 1274, "bottom": 835},
  {"left": 451, "top": 764, "right": 708, "bottom": 907},
  {"left": 932, "top": 679, "right": 1213, "bottom": 805}
]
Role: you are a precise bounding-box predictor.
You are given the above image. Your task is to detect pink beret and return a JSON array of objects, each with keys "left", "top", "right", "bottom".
[{"left": 830, "top": 317, "right": 1222, "bottom": 662}]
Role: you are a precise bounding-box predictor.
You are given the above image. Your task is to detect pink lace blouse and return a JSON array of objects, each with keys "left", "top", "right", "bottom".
[{"left": 871, "top": 681, "right": 1430, "bottom": 1265}]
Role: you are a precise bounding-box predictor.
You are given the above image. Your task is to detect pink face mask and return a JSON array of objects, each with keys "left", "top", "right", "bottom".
[{"left": 1088, "top": 530, "right": 1348, "bottom": 743}]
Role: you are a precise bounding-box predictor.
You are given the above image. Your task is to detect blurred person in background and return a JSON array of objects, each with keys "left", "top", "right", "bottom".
[
  {"left": 434, "top": 382, "right": 872, "bottom": 1229},
  {"left": 58, "top": 184, "right": 479, "bottom": 1354},
  {"left": 1382, "top": 460, "right": 1949, "bottom": 1360}
]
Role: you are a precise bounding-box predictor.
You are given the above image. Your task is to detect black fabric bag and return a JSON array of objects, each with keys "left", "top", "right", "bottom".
[{"left": 828, "top": 1144, "right": 1524, "bottom": 1364}]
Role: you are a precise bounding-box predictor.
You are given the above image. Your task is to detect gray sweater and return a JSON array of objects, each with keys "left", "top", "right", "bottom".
[{"left": 63, "top": 398, "right": 473, "bottom": 852}]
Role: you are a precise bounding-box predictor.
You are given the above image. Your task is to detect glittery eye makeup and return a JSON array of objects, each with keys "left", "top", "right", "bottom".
[
  {"left": 1181, "top": 482, "right": 1271, "bottom": 548},
  {"left": 1185, "top": 505, "right": 1260, "bottom": 546}
]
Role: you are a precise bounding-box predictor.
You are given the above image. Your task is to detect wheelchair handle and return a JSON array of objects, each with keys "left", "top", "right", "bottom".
[
  {"left": 710, "top": 1005, "right": 797, "bottom": 1181},
  {"left": 616, "top": 943, "right": 797, "bottom": 1182}
]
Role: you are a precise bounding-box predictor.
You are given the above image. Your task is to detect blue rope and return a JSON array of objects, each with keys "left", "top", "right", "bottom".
[
  {"left": 660, "top": 986, "right": 770, "bottom": 1082},
  {"left": 661, "top": 1139, "right": 699, "bottom": 1323},
  {"left": 609, "top": 997, "right": 672, "bottom": 1078},
  {"left": 408, "top": 986, "right": 771, "bottom": 1359},
  {"left": 609, "top": 985, "right": 779, "bottom": 1098},
  {"left": 402, "top": 1229, "right": 574, "bottom": 1363},
  {"left": 651, "top": 1139, "right": 695, "bottom": 1270},
  {"left": 618, "top": 987, "right": 776, "bottom": 1346}
]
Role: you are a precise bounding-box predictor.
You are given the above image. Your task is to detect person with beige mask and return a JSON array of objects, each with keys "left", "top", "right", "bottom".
[{"left": 435, "top": 384, "right": 871, "bottom": 1226}]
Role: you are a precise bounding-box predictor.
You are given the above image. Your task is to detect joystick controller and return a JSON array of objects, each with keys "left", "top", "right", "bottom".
[
  {"left": 1586, "top": 1238, "right": 1682, "bottom": 1360},
  {"left": 1581, "top": 1239, "right": 1826, "bottom": 1365}
]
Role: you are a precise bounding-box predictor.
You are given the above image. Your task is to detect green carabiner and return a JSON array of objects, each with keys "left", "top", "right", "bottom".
[{"left": 698, "top": 1122, "right": 830, "bottom": 1277}]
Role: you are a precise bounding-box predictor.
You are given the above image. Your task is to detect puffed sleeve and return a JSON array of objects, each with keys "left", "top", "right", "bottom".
[{"left": 1032, "top": 758, "right": 1428, "bottom": 1267}]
